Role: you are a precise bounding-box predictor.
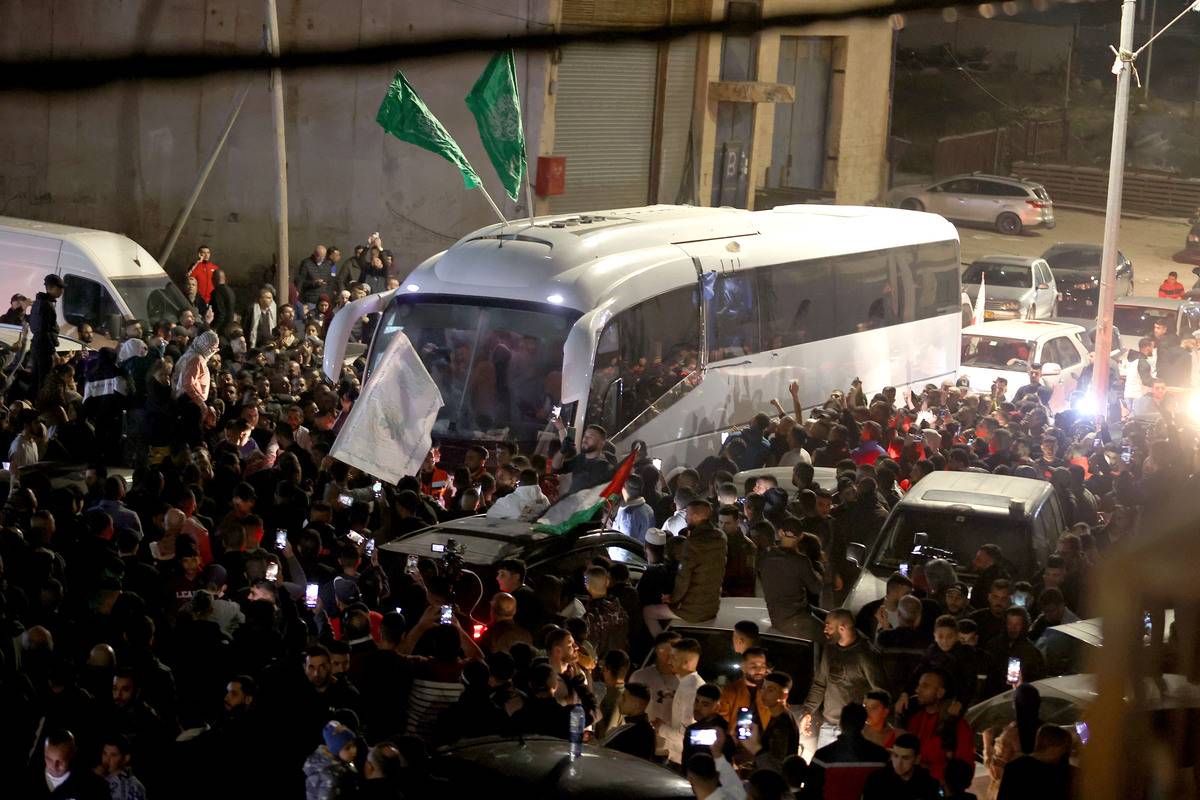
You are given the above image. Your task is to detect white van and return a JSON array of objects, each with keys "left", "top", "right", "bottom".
[{"left": 0, "top": 216, "right": 190, "bottom": 347}]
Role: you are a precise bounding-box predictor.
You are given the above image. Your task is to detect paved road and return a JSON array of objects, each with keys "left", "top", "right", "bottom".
[{"left": 955, "top": 208, "right": 1195, "bottom": 296}]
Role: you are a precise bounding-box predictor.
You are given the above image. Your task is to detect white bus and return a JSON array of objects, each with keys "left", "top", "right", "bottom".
[{"left": 324, "top": 204, "right": 962, "bottom": 470}]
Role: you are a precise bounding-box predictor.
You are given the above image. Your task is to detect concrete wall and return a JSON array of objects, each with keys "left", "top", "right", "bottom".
[{"left": 0, "top": 0, "right": 553, "bottom": 285}]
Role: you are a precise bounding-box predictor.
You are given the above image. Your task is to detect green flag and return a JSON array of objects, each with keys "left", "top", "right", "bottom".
[
  {"left": 465, "top": 51, "right": 527, "bottom": 201},
  {"left": 377, "top": 70, "right": 481, "bottom": 190}
]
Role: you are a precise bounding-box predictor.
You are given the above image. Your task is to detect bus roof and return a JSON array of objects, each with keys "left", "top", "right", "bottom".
[{"left": 403, "top": 204, "right": 958, "bottom": 312}]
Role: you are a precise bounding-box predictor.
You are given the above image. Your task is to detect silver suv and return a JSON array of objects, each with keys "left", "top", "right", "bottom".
[{"left": 887, "top": 173, "right": 1055, "bottom": 235}]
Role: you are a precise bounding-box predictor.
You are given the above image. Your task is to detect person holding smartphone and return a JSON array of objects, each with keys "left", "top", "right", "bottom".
[{"left": 983, "top": 607, "right": 1046, "bottom": 697}]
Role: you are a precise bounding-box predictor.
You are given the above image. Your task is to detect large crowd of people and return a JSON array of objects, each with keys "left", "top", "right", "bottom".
[{"left": 0, "top": 239, "right": 1190, "bottom": 800}]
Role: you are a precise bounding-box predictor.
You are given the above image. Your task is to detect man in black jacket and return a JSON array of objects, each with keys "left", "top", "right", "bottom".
[
  {"left": 209, "top": 269, "right": 237, "bottom": 337},
  {"left": 601, "top": 681, "right": 656, "bottom": 760},
  {"left": 802, "top": 608, "right": 887, "bottom": 754},
  {"left": 29, "top": 274, "right": 63, "bottom": 390},
  {"left": 553, "top": 423, "right": 617, "bottom": 494},
  {"left": 861, "top": 733, "right": 941, "bottom": 799},
  {"left": 298, "top": 245, "right": 335, "bottom": 306},
  {"left": 968, "top": 544, "right": 1009, "bottom": 610}
]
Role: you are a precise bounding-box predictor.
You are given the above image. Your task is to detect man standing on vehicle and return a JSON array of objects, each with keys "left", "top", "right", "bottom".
[
  {"left": 0, "top": 292, "right": 27, "bottom": 324},
  {"left": 554, "top": 422, "right": 617, "bottom": 493},
  {"left": 1012, "top": 364, "right": 1052, "bottom": 406},
  {"left": 30, "top": 273, "right": 64, "bottom": 390},
  {"left": 801, "top": 608, "right": 886, "bottom": 754},
  {"left": 1123, "top": 338, "right": 1155, "bottom": 414},
  {"left": 757, "top": 516, "right": 823, "bottom": 640},
  {"left": 299, "top": 244, "right": 335, "bottom": 309},
  {"left": 209, "top": 269, "right": 236, "bottom": 337},
  {"left": 189, "top": 244, "right": 219, "bottom": 303}
]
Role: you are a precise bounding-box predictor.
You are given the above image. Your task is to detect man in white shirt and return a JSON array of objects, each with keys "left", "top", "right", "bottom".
[
  {"left": 686, "top": 750, "right": 746, "bottom": 800},
  {"left": 630, "top": 630, "right": 681, "bottom": 757},
  {"left": 662, "top": 487, "right": 695, "bottom": 536},
  {"left": 661, "top": 637, "right": 706, "bottom": 767}
]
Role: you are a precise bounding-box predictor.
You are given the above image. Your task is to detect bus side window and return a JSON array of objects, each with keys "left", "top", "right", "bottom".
[
  {"left": 587, "top": 287, "right": 701, "bottom": 434},
  {"left": 759, "top": 260, "right": 834, "bottom": 349},
  {"left": 709, "top": 274, "right": 758, "bottom": 360}
]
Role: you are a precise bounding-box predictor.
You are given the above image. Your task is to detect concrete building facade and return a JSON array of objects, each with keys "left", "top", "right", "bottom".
[{"left": 0, "top": 0, "right": 893, "bottom": 287}]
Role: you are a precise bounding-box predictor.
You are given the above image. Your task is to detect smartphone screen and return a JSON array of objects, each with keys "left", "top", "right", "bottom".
[
  {"left": 1006, "top": 657, "right": 1021, "bottom": 686},
  {"left": 689, "top": 728, "right": 718, "bottom": 747},
  {"left": 338, "top": 493, "right": 353, "bottom": 508},
  {"left": 431, "top": 543, "right": 446, "bottom": 553},
  {"left": 439, "top": 604, "right": 454, "bottom": 625},
  {"left": 1013, "top": 591, "right": 1029, "bottom": 608},
  {"left": 899, "top": 562, "right": 910, "bottom": 578},
  {"left": 1121, "top": 445, "right": 1132, "bottom": 464},
  {"left": 372, "top": 481, "right": 382, "bottom": 497},
  {"left": 364, "top": 539, "right": 376, "bottom": 558},
  {"left": 304, "top": 583, "right": 319, "bottom": 609},
  {"left": 1075, "top": 721, "right": 1090, "bottom": 745},
  {"left": 736, "top": 707, "right": 753, "bottom": 741},
  {"left": 265, "top": 562, "right": 279, "bottom": 582},
  {"left": 275, "top": 530, "right": 288, "bottom": 550},
  {"left": 406, "top": 554, "right": 418, "bottom": 573}
]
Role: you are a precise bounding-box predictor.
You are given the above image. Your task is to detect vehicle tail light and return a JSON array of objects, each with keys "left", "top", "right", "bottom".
[
  {"left": 1189, "top": 234, "right": 1199, "bottom": 243},
  {"left": 1026, "top": 200, "right": 1048, "bottom": 209},
  {"left": 472, "top": 623, "right": 487, "bottom": 640}
]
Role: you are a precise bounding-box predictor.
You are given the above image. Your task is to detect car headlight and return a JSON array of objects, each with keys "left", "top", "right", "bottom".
[{"left": 1188, "top": 393, "right": 1200, "bottom": 421}]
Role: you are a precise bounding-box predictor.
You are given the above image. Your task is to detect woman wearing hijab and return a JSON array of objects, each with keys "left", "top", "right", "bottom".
[{"left": 174, "top": 330, "right": 219, "bottom": 446}]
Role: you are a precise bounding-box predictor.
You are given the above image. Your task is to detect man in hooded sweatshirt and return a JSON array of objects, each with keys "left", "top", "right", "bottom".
[{"left": 30, "top": 274, "right": 64, "bottom": 390}]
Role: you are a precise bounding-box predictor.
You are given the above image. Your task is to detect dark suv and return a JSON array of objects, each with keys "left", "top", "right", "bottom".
[{"left": 1042, "top": 243, "right": 1133, "bottom": 316}]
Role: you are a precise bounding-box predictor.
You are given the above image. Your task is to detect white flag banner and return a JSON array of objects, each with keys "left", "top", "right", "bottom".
[
  {"left": 973, "top": 272, "right": 987, "bottom": 326},
  {"left": 329, "top": 331, "right": 444, "bottom": 484}
]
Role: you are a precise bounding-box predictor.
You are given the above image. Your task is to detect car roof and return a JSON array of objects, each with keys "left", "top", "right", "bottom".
[
  {"left": 898, "top": 470, "right": 1053, "bottom": 514},
  {"left": 377, "top": 515, "right": 637, "bottom": 564},
  {"left": 940, "top": 173, "right": 1036, "bottom": 187},
  {"left": 731, "top": 466, "right": 839, "bottom": 494},
  {"left": 967, "top": 673, "right": 1200, "bottom": 720},
  {"left": 668, "top": 596, "right": 811, "bottom": 641},
  {"left": 1043, "top": 242, "right": 1101, "bottom": 254},
  {"left": 0, "top": 323, "right": 83, "bottom": 352},
  {"left": 1048, "top": 611, "right": 1177, "bottom": 648},
  {"left": 1115, "top": 295, "right": 1184, "bottom": 311},
  {"left": 434, "top": 736, "right": 694, "bottom": 797},
  {"left": 970, "top": 255, "right": 1042, "bottom": 266},
  {"left": 961, "top": 319, "right": 1084, "bottom": 338}
]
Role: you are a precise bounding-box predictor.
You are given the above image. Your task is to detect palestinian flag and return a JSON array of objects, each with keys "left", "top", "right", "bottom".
[{"left": 533, "top": 448, "right": 639, "bottom": 535}]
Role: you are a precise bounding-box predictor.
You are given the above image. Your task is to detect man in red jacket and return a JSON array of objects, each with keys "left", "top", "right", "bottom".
[
  {"left": 904, "top": 668, "right": 975, "bottom": 782},
  {"left": 189, "top": 244, "right": 220, "bottom": 303},
  {"left": 1159, "top": 270, "right": 1186, "bottom": 299}
]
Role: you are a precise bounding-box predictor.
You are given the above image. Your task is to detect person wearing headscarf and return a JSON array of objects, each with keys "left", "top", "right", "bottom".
[{"left": 174, "top": 330, "right": 219, "bottom": 446}]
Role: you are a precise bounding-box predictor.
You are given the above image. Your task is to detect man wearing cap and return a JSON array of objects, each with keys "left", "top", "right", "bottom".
[
  {"left": 30, "top": 274, "right": 64, "bottom": 389},
  {"left": 1012, "top": 364, "right": 1052, "bottom": 406},
  {"left": 0, "top": 292, "right": 27, "bottom": 324},
  {"left": 614, "top": 475, "right": 656, "bottom": 544}
]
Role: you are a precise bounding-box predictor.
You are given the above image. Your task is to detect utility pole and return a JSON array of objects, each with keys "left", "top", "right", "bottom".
[
  {"left": 1090, "top": 0, "right": 1137, "bottom": 417},
  {"left": 265, "top": 0, "right": 289, "bottom": 302},
  {"left": 1143, "top": 0, "right": 1157, "bottom": 99}
]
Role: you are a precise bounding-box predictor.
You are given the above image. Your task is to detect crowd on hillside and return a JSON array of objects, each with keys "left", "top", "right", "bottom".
[{"left": 0, "top": 239, "right": 1192, "bottom": 799}]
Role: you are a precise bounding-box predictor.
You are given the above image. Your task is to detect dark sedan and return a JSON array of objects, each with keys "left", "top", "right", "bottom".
[{"left": 1042, "top": 243, "right": 1134, "bottom": 316}]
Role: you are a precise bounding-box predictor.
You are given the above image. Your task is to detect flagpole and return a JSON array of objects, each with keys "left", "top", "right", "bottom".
[
  {"left": 477, "top": 182, "right": 508, "bottom": 226},
  {"left": 524, "top": 171, "right": 536, "bottom": 229}
]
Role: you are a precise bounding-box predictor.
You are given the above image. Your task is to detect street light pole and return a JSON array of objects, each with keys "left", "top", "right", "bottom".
[
  {"left": 1091, "top": 0, "right": 1137, "bottom": 417},
  {"left": 265, "top": 0, "right": 290, "bottom": 303}
]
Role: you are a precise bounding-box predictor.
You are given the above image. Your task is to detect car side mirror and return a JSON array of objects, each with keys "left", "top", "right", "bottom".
[
  {"left": 846, "top": 542, "right": 866, "bottom": 569},
  {"left": 1041, "top": 362, "right": 1062, "bottom": 376}
]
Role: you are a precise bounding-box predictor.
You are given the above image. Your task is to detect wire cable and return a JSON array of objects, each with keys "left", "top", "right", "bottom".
[{"left": 0, "top": 0, "right": 1097, "bottom": 92}]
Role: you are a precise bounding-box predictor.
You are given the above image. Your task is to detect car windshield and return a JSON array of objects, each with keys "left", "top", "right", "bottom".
[
  {"left": 1113, "top": 305, "right": 1176, "bottom": 338},
  {"left": 372, "top": 296, "right": 579, "bottom": 447},
  {"left": 962, "top": 262, "right": 1033, "bottom": 289},
  {"left": 1043, "top": 248, "right": 1100, "bottom": 275},
  {"left": 110, "top": 275, "right": 192, "bottom": 324},
  {"left": 875, "top": 507, "right": 1034, "bottom": 577},
  {"left": 962, "top": 335, "right": 1036, "bottom": 369}
]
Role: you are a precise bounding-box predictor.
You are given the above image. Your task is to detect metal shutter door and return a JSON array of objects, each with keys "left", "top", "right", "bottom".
[
  {"left": 551, "top": 41, "right": 658, "bottom": 213},
  {"left": 657, "top": 36, "right": 698, "bottom": 204}
]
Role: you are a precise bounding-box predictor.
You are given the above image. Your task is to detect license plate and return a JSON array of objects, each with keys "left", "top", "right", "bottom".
[{"left": 984, "top": 311, "right": 996, "bottom": 320}]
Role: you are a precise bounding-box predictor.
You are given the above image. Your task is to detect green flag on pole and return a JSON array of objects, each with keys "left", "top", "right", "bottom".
[
  {"left": 465, "top": 51, "right": 527, "bottom": 201},
  {"left": 377, "top": 70, "right": 481, "bottom": 190}
]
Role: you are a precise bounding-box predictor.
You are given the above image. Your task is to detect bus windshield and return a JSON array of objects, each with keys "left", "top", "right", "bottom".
[
  {"left": 110, "top": 275, "right": 192, "bottom": 323},
  {"left": 372, "top": 296, "right": 579, "bottom": 446}
]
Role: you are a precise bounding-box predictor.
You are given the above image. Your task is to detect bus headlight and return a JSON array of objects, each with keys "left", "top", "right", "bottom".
[{"left": 1188, "top": 393, "right": 1200, "bottom": 421}]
